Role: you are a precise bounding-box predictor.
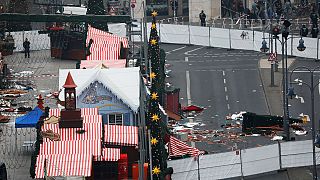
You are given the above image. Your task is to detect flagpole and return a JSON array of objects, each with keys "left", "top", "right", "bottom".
[{"left": 197, "top": 155, "right": 200, "bottom": 180}]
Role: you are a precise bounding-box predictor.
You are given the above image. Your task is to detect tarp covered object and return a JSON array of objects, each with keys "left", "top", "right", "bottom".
[{"left": 15, "top": 106, "right": 43, "bottom": 128}]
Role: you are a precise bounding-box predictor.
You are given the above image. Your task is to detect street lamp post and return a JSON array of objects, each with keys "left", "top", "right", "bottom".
[
  {"left": 260, "top": 20, "right": 306, "bottom": 141},
  {"left": 289, "top": 66, "right": 320, "bottom": 180}
]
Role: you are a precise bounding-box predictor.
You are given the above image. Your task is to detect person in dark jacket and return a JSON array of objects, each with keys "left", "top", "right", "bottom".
[
  {"left": 199, "top": 10, "right": 206, "bottom": 27},
  {"left": 23, "top": 38, "right": 30, "bottom": 58}
]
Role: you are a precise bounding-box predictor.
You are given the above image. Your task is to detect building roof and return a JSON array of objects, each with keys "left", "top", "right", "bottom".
[
  {"left": 63, "top": 72, "right": 77, "bottom": 88},
  {"left": 58, "top": 68, "right": 141, "bottom": 112}
]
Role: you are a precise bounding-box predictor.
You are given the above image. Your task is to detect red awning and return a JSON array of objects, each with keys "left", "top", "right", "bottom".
[
  {"left": 168, "top": 136, "right": 204, "bottom": 157},
  {"left": 49, "top": 108, "right": 99, "bottom": 117},
  {"left": 104, "top": 125, "right": 138, "bottom": 146},
  {"left": 165, "top": 109, "right": 182, "bottom": 121},
  {"left": 100, "top": 148, "right": 120, "bottom": 161},
  {"left": 86, "top": 26, "right": 128, "bottom": 61},
  {"left": 181, "top": 105, "right": 204, "bottom": 112},
  {"left": 42, "top": 121, "right": 102, "bottom": 142},
  {"left": 40, "top": 140, "right": 101, "bottom": 157},
  {"left": 35, "top": 154, "right": 92, "bottom": 178}
]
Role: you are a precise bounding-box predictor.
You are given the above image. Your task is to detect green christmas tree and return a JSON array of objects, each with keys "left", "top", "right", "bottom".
[
  {"left": 7, "top": 0, "right": 31, "bottom": 31},
  {"left": 86, "top": 0, "right": 109, "bottom": 32},
  {"left": 147, "top": 11, "right": 169, "bottom": 179}
]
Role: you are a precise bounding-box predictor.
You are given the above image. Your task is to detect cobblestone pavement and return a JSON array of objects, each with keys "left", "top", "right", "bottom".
[{"left": 0, "top": 50, "right": 77, "bottom": 180}]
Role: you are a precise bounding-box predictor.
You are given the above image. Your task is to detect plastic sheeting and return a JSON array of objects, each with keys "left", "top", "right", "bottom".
[
  {"left": 242, "top": 144, "right": 280, "bottom": 176},
  {"left": 168, "top": 140, "right": 320, "bottom": 179}
]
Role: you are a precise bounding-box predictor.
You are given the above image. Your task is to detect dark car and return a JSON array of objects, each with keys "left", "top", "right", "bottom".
[{"left": 0, "top": 162, "right": 7, "bottom": 180}]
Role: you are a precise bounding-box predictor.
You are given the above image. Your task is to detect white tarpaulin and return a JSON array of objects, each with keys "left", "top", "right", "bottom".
[
  {"left": 189, "top": 26, "right": 209, "bottom": 46},
  {"left": 210, "top": 28, "right": 230, "bottom": 49},
  {"left": 159, "top": 24, "right": 189, "bottom": 45},
  {"left": 242, "top": 144, "right": 280, "bottom": 176}
]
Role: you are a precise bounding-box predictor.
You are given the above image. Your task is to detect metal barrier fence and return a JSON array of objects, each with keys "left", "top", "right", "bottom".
[
  {"left": 133, "top": 23, "right": 319, "bottom": 60},
  {"left": 168, "top": 140, "right": 320, "bottom": 180},
  {"left": 159, "top": 17, "right": 313, "bottom": 33}
]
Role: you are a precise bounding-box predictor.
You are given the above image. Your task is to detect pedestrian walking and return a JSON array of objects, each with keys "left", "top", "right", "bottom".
[
  {"left": 199, "top": 10, "right": 206, "bottom": 27},
  {"left": 23, "top": 38, "right": 30, "bottom": 58}
]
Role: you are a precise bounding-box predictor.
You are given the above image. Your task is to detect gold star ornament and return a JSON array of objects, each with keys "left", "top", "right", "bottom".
[
  {"left": 151, "top": 11, "right": 158, "bottom": 17},
  {"left": 151, "top": 114, "right": 160, "bottom": 122},
  {"left": 151, "top": 23, "right": 156, "bottom": 29},
  {"left": 151, "top": 137, "right": 158, "bottom": 145},
  {"left": 150, "top": 72, "right": 156, "bottom": 79},
  {"left": 152, "top": 166, "right": 161, "bottom": 175},
  {"left": 151, "top": 92, "right": 158, "bottom": 100},
  {"left": 150, "top": 39, "right": 157, "bottom": 45}
]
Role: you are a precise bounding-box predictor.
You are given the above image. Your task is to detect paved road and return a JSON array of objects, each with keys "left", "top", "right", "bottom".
[{"left": 162, "top": 44, "right": 276, "bottom": 153}]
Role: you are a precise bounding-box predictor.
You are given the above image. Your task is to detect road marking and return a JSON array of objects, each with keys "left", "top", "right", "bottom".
[
  {"left": 186, "top": 70, "right": 195, "bottom": 148},
  {"left": 186, "top": 71, "right": 191, "bottom": 106},
  {"left": 166, "top": 46, "right": 187, "bottom": 54},
  {"left": 224, "top": 79, "right": 226, "bottom": 84},
  {"left": 226, "top": 95, "right": 229, "bottom": 101},
  {"left": 301, "top": 97, "right": 305, "bottom": 103},
  {"left": 293, "top": 71, "right": 320, "bottom": 73},
  {"left": 185, "top": 57, "right": 189, "bottom": 62},
  {"left": 222, "top": 70, "right": 225, "bottom": 76},
  {"left": 225, "top": 86, "right": 228, "bottom": 92},
  {"left": 227, "top": 104, "right": 230, "bottom": 110},
  {"left": 184, "top": 47, "right": 204, "bottom": 55}
]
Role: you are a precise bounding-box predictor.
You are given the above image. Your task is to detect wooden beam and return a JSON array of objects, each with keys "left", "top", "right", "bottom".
[{"left": 0, "top": 13, "right": 131, "bottom": 23}]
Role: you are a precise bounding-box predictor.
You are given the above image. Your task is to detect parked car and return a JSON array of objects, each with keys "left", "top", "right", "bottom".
[{"left": 0, "top": 162, "right": 7, "bottom": 180}]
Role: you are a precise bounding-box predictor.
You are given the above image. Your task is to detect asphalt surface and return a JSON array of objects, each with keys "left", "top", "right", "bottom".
[{"left": 162, "top": 44, "right": 279, "bottom": 153}]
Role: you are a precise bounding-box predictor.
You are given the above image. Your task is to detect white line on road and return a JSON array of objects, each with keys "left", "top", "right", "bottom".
[
  {"left": 185, "top": 57, "right": 189, "bottom": 62},
  {"left": 166, "top": 46, "right": 187, "bottom": 54},
  {"left": 186, "top": 70, "right": 195, "bottom": 148},
  {"left": 225, "top": 86, "right": 228, "bottom": 92},
  {"left": 226, "top": 95, "right": 229, "bottom": 101},
  {"left": 186, "top": 71, "right": 191, "bottom": 106},
  {"left": 222, "top": 70, "right": 225, "bottom": 76},
  {"left": 223, "top": 79, "right": 226, "bottom": 84},
  {"left": 227, "top": 104, "right": 230, "bottom": 110},
  {"left": 300, "top": 97, "right": 305, "bottom": 103},
  {"left": 292, "top": 71, "right": 320, "bottom": 73},
  {"left": 184, "top": 47, "right": 204, "bottom": 55}
]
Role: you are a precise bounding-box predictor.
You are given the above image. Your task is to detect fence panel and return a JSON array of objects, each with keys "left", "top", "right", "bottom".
[
  {"left": 252, "top": 30, "right": 264, "bottom": 52},
  {"left": 159, "top": 24, "right": 189, "bottom": 44},
  {"left": 189, "top": 26, "right": 209, "bottom": 46},
  {"left": 230, "top": 29, "right": 254, "bottom": 50},
  {"left": 292, "top": 37, "right": 318, "bottom": 59},
  {"left": 199, "top": 151, "right": 241, "bottom": 180},
  {"left": 281, "top": 140, "right": 320, "bottom": 168},
  {"left": 168, "top": 157, "right": 199, "bottom": 180},
  {"left": 242, "top": 144, "right": 280, "bottom": 176},
  {"left": 8, "top": 30, "right": 50, "bottom": 52},
  {"left": 210, "top": 28, "right": 230, "bottom": 49}
]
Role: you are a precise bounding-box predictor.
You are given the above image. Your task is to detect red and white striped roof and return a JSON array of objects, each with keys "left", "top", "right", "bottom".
[
  {"left": 101, "top": 148, "right": 120, "bottom": 161},
  {"left": 49, "top": 108, "right": 98, "bottom": 117},
  {"left": 104, "top": 125, "right": 138, "bottom": 146},
  {"left": 40, "top": 140, "right": 101, "bottom": 157},
  {"left": 42, "top": 122, "right": 102, "bottom": 142},
  {"left": 35, "top": 154, "right": 92, "bottom": 178},
  {"left": 168, "top": 136, "right": 204, "bottom": 157},
  {"left": 86, "top": 26, "right": 128, "bottom": 61}
]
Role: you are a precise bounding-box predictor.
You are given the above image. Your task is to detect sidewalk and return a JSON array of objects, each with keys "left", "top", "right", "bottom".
[{"left": 259, "top": 56, "right": 295, "bottom": 116}]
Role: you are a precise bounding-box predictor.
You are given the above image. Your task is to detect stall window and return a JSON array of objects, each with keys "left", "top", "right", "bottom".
[{"left": 108, "top": 114, "right": 123, "bottom": 125}]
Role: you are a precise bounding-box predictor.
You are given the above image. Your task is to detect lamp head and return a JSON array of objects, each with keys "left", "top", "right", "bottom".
[
  {"left": 297, "top": 38, "right": 306, "bottom": 51},
  {"left": 260, "top": 39, "right": 269, "bottom": 53}
]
